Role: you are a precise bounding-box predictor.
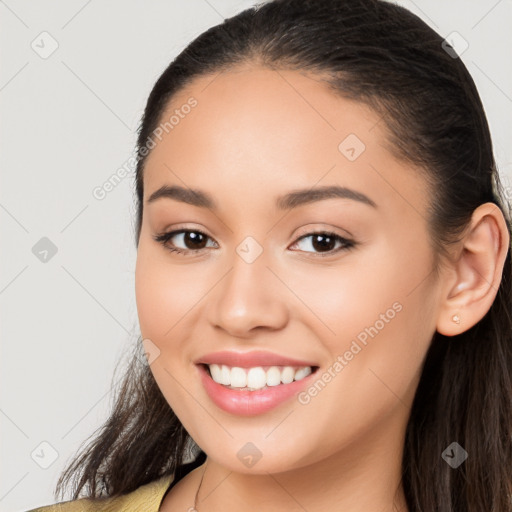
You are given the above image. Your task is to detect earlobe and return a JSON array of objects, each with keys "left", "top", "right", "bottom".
[{"left": 436, "top": 202, "right": 510, "bottom": 337}]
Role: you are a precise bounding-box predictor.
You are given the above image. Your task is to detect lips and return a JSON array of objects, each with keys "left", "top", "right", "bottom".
[
  {"left": 194, "top": 349, "right": 318, "bottom": 368},
  {"left": 197, "top": 363, "right": 317, "bottom": 415},
  {"left": 194, "top": 350, "right": 319, "bottom": 415}
]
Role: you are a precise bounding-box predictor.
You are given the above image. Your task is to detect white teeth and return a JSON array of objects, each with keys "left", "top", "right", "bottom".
[
  {"left": 206, "top": 364, "right": 314, "bottom": 390},
  {"left": 294, "top": 366, "right": 312, "bottom": 380},
  {"left": 247, "top": 367, "right": 267, "bottom": 389},
  {"left": 281, "top": 366, "right": 295, "bottom": 384},
  {"left": 230, "top": 367, "right": 247, "bottom": 387},
  {"left": 266, "top": 366, "right": 281, "bottom": 386},
  {"left": 220, "top": 365, "right": 231, "bottom": 385},
  {"left": 209, "top": 363, "right": 222, "bottom": 383}
]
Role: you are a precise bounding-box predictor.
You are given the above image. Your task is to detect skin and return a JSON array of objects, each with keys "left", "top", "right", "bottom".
[{"left": 134, "top": 65, "right": 510, "bottom": 512}]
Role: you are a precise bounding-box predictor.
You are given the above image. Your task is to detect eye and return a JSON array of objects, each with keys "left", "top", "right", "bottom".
[
  {"left": 289, "top": 231, "right": 355, "bottom": 257},
  {"left": 153, "top": 229, "right": 355, "bottom": 257},
  {"left": 153, "top": 229, "right": 217, "bottom": 256}
]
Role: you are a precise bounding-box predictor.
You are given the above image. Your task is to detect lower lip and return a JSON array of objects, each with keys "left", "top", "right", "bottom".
[{"left": 197, "top": 364, "right": 317, "bottom": 416}]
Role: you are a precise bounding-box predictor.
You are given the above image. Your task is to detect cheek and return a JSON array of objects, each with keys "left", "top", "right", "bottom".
[
  {"left": 281, "top": 255, "right": 411, "bottom": 349},
  {"left": 134, "top": 248, "right": 206, "bottom": 423},
  {"left": 134, "top": 247, "right": 207, "bottom": 341},
  {"left": 288, "top": 236, "right": 436, "bottom": 392},
  {"left": 290, "top": 271, "right": 435, "bottom": 462}
]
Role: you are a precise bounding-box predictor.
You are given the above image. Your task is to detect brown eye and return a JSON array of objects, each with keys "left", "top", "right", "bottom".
[
  {"left": 153, "top": 229, "right": 216, "bottom": 255},
  {"left": 290, "top": 231, "right": 355, "bottom": 257},
  {"left": 311, "top": 233, "right": 337, "bottom": 252},
  {"left": 180, "top": 231, "right": 208, "bottom": 250}
]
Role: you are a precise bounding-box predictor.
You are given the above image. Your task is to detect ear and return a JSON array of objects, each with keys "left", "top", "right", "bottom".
[{"left": 436, "top": 202, "right": 510, "bottom": 336}]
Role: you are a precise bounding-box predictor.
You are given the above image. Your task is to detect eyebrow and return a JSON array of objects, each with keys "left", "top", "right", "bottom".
[{"left": 146, "top": 184, "right": 377, "bottom": 210}]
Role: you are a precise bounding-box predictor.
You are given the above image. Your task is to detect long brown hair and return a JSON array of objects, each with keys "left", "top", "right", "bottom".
[{"left": 55, "top": 0, "right": 512, "bottom": 509}]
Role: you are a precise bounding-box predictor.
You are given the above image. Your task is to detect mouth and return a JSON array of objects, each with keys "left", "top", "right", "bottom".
[
  {"left": 200, "top": 363, "right": 319, "bottom": 391},
  {"left": 196, "top": 362, "right": 320, "bottom": 416}
]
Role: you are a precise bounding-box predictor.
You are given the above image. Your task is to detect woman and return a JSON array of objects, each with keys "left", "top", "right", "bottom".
[{"left": 27, "top": 0, "right": 512, "bottom": 510}]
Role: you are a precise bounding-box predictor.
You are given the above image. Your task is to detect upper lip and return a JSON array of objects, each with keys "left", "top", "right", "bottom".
[{"left": 195, "top": 350, "right": 318, "bottom": 368}]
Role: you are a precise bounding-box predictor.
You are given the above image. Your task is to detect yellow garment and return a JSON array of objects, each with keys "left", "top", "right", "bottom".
[{"left": 25, "top": 474, "right": 175, "bottom": 512}]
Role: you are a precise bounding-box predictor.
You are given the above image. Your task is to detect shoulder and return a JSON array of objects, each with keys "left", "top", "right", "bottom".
[{"left": 24, "top": 473, "right": 175, "bottom": 512}]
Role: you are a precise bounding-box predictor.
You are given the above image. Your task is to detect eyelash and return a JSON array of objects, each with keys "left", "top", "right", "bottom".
[{"left": 152, "top": 228, "right": 356, "bottom": 258}]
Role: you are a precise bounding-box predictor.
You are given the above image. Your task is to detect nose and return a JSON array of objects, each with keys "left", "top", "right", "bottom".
[{"left": 206, "top": 246, "right": 289, "bottom": 338}]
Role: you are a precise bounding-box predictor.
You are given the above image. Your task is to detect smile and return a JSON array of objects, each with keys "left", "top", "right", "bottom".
[
  {"left": 197, "top": 362, "right": 319, "bottom": 416},
  {"left": 206, "top": 363, "right": 314, "bottom": 390}
]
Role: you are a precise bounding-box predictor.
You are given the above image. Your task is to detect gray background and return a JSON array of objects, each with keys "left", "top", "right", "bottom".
[{"left": 1, "top": 1, "right": 511, "bottom": 510}]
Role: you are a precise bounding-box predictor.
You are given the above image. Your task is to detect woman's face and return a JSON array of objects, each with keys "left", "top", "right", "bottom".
[{"left": 135, "top": 66, "right": 442, "bottom": 474}]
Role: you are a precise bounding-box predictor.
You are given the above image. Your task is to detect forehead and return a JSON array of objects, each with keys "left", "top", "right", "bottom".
[{"left": 142, "top": 65, "right": 429, "bottom": 220}]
